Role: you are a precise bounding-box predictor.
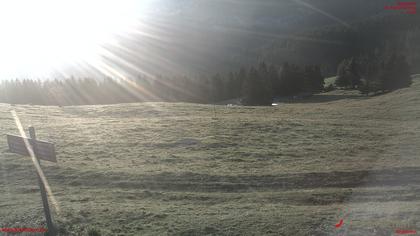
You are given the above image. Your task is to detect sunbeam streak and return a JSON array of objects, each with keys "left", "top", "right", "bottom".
[
  {"left": 11, "top": 110, "right": 61, "bottom": 215},
  {"left": 293, "top": 0, "right": 350, "bottom": 28},
  {"left": 0, "top": 0, "right": 141, "bottom": 79}
]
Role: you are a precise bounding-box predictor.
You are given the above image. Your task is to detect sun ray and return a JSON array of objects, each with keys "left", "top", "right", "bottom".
[
  {"left": 292, "top": 0, "right": 350, "bottom": 28},
  {"left": 10, "top": 110, "right": 61, "bottom": 215}
]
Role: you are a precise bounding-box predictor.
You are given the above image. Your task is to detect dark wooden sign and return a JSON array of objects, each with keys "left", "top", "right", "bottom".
[{"left": 6, "top": 134, "right": 57, "bottom": 163}]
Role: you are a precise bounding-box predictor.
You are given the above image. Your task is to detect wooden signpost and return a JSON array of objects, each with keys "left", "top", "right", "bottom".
[
  {"left": 6, "top": 135, "right": 56, "bottom": 163},
  {"left": 6, "top": 126, "right": 57, "bottom": 236}
]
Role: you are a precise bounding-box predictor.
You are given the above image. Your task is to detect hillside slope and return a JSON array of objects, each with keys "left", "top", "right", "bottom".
[
  {"left": 62, "top": 0, "right": 406, "bottom": 78},
  {"left": 0, "top": 75, "right": 419, "bottom": 235}
]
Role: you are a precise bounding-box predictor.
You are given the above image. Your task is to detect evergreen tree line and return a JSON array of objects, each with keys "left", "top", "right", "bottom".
[
  {"left": 335, "top": 52, "right": 412, "bottom": 95},
  {"left": 260, "top": 13, "right": 420, "bottom": 76},
  {"left": 0, "top": 62, "right": 325, "bottom": 106}
]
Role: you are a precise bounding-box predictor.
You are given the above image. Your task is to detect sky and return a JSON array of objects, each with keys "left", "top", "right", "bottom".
[
  {"left": 0, "top": 0, "right": 148, "bottom": 80},
  {"left": 0, "top": 0, "right": 394, "bottom": 81}
]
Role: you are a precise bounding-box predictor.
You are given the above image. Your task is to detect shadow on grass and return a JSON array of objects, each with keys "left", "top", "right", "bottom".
[{"left": 50, "top": 166, "right": 420, "bottom": 193}]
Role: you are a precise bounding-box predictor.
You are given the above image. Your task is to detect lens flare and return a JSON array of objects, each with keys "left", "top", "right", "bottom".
[{"left": 0, "top": 0, "right": 140, "bottom": 78}]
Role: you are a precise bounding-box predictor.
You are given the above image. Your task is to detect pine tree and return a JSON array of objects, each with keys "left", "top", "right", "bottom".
[
  {"left": 395, "top": 55, "right": 412, "bottom": 88},
  {"left": 210, "top": 74, "right": 224, "bottom": 102},
  {"left": 242, "top": 67, "right": 272, "bottom": 106},
  {"left": 336, "top": 58, "right": 361, "bottom": 88},
  {"left": 267, "top": 64, "right": 280, "bottom": 96},
  {"left": 336, "top": 59, "right": 349, "bottom": 87}
]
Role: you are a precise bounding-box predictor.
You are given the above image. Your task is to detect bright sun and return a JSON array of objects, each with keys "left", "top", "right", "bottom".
[{"left": 0, "top": 0, "right": 139, "bottom": 78}]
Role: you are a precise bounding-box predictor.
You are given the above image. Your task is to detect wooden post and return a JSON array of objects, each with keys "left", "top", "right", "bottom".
[{"left": 29, "top": 127, "right": 56, "bottom": 236}]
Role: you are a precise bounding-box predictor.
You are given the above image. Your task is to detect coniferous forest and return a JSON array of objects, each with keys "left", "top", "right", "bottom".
[
  {"left": 0, "top": 11, "right": 419, "bottom": 106},
  {"left": 0, "top": 62, "right": 325, "bottom": 106}
]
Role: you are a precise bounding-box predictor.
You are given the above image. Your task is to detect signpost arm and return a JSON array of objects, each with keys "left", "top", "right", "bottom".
[{"left": 29, "top": 127, "right": 56, "bottom": 236}]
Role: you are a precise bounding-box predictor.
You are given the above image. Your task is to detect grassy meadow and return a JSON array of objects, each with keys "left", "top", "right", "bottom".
[{"left": 1, "top": 75, "right": 420, "bottom": 235}]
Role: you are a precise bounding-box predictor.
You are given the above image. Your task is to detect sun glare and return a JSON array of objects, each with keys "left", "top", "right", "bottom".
[{"left": 0, "top": 0, "right": 139, "bottom": 78}]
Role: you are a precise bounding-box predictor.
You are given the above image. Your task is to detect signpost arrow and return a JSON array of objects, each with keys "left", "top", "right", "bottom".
[{"left": 6, "top": 134, "right": 56, "bottom": 163}]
